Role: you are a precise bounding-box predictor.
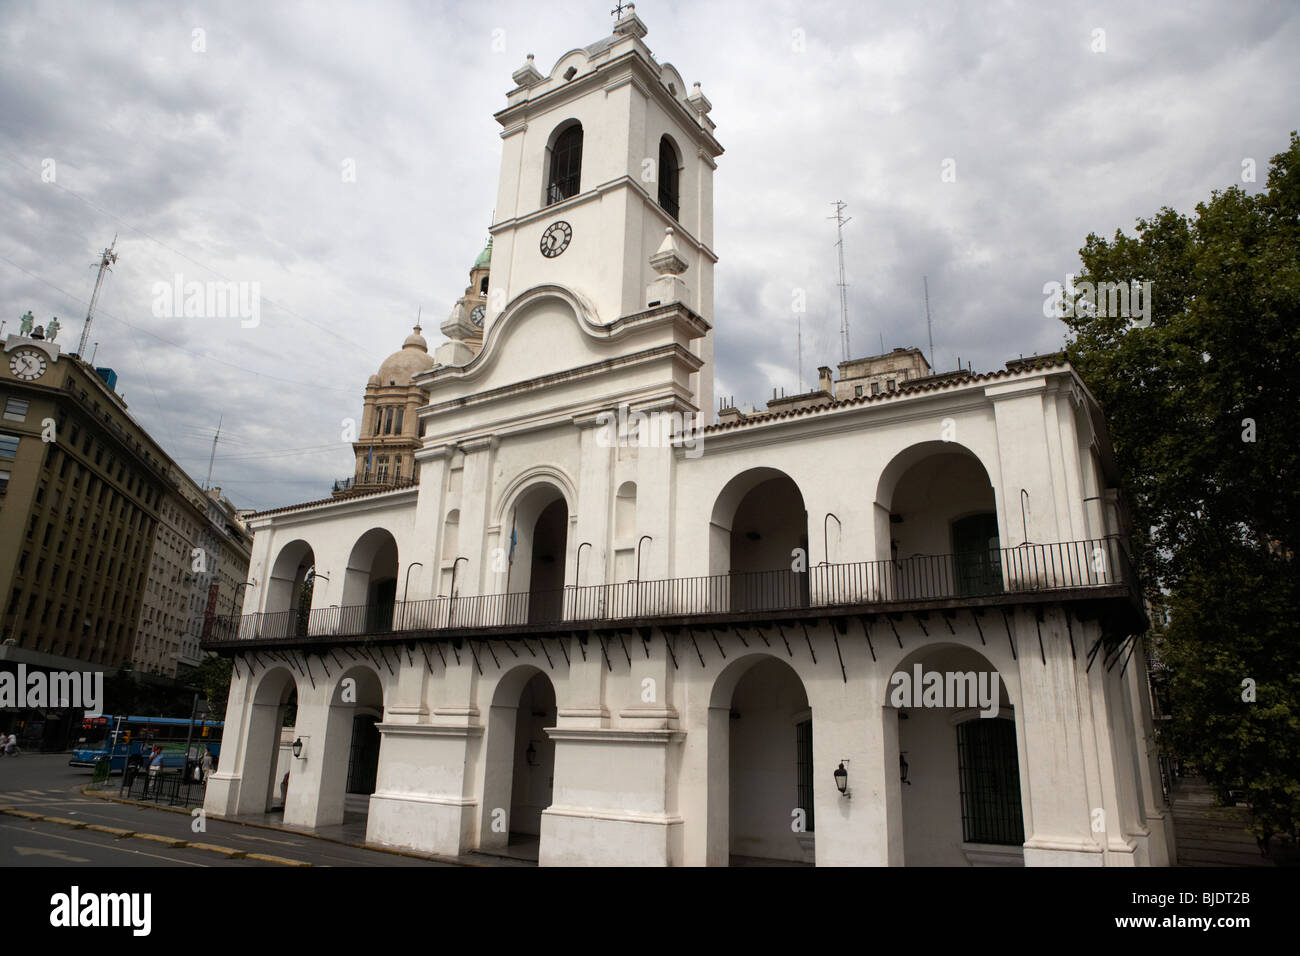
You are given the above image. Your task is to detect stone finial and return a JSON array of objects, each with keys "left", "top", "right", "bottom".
[
  {"left": 649, "top": 227, "right": 688, "bottom": 276},
  {"left": 687, "top": 81, "right": 712, "bottom": 115},
  {"left": 645, "top": 227, "right": 690, "bottom": 309},
  {"left": 613, "top": 3, "right": 648, "bottom": 40},
  {"left": 512, "top": 53, "right": 543, "bottom": 88}
]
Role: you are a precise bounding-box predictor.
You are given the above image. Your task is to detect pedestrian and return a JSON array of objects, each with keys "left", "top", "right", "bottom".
[
  {"left": 200, "top": 747, "right": 214, "bottom": 781},
  {"left": 4, "top": 733, "right": 18, "bottom": 756},
  {"left": 145, "top": 745, "right": 164, "bottom": 796}
]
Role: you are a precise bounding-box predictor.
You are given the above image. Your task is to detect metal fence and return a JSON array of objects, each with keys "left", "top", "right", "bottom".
[
  {"left": 119, "top": 768, "right": 208, "bottom": 808},
  {"left": 211, "top": 536, "right": 1133, "bottom": 643}
]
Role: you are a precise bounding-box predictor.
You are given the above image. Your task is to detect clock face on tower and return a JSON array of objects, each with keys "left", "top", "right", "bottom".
[
  {"left": 540, "top": 221, "right": 572, "bottom": 259},
  {"left": 470, "top": 305, "right": 485, "bottom": 329},
  {"left": 8, "top": 348, "right": 47, "bottom": 381}
]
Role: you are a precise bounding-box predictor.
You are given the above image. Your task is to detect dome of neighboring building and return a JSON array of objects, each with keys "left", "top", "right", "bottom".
[
  {"left": 376, "top": 325, "right": 436, "bottom": 385},
  {"left": 474, "top": 238, "right": 492, "bottom": 270}
]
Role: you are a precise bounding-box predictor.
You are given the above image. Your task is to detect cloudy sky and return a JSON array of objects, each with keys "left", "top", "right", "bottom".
[{"left": 1, "top": 0, "right": 1294, "bottom": 511}]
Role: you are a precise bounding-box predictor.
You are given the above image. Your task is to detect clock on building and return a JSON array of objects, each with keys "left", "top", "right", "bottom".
[
  {"left": 8, "top": 348, "right": 47, "bottom": 381},
  {"left": 470, "top": 305, "right": 485, "bottom": 329},
  {"left": 540, "top": 221, "right": 572, "bottom": 258}
]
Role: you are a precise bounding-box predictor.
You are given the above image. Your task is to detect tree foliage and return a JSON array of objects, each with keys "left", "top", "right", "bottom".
[{"left": 1062, "top": 132, "right": 1300, "bottom": 845}]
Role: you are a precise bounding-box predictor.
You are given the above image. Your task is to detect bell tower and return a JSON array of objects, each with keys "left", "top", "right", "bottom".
[
  {"left": 481, "top": 4, "right": 723, "bottom": 417},
  {"left": 437, "top": 238, "right": 492, "bottom": 366}
]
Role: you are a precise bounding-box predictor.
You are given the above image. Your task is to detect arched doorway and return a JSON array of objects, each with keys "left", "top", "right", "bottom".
[
  {"left": 875, "top": 443, "right": 1001, "bottom": 600},
  {"left": 708, "top": 655, "right": 815, "bottom": 866},
  {"left": 504, "top": 483, "right": 569, "bottom": 625},
  {"left": 481, "top": 667, "right": 557, "bottom": 861},
  {"left": 892, "top": 644, "right": 1024, "bottom": 865},
  {"left": 709, "top": 469, "right": 809, "bottom": 612},
  {"left": 341, "top": 529, "right": 399, "bottom": 633},
  {"left": 322, "top": 666, "right": 385, "bottom": 827},
  {"left": 266, "top": 540, "right": 315, "bottom": 638},
  {"left": 238, "top": 666, "right": 298, "bottom": 816}
]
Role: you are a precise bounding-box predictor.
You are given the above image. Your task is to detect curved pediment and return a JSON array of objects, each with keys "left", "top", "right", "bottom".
[{"left": 417, "top": 283, "right": 706, "bottom": 404}]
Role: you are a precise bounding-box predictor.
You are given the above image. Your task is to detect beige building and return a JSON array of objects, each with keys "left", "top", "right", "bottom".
[
  {"left": 1, "top": 332, "right": 167, "bottom": 671},
  {"left": 133, "top": 478, "right": 252, "bottom": 679},
  {"left": 335, "top": 242, "right": 493, "bottom": 498},
  {"left": 0, "top": 324, "right": 251, "bottom": 684}
]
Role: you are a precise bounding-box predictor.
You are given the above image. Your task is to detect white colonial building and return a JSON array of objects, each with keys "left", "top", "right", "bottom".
[{"left": 203, "top": 7, "right": 1170, "bottom": 867}]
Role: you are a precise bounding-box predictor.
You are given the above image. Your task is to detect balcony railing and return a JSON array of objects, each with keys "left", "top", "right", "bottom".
[
  {"left": 332, "top": 471, "right": 418, "bottom": 494},
  {"left": 208, "top": 537, "right": 1136, "bottom": 643}
]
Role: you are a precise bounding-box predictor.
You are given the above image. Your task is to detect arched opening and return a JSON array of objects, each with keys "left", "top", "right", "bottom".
[
  {"left": 658, "top": 135, "right": 680, "bottom": 220},
  {"left": 240, "top": 667, "right": 298, "bottom": 817},
  {"left": 341, "top": 529, "right": 399, "bottom": 633},
  {"left": 481, "top": 668, "right": 557, "bottom": 861},
  {"left": 321, "top": 666, "right": 385, "bottom": 829},
  {"left": 505, "top": 483, "right": 569, "bottom": 625},
  {"left": 613, "top": 481, "right": 637, "bottom": 583},
  {"left": 547, "top": 122, "right": 583, "bottom": 206},
  {"left": 709, "top": 468, "right": 809, "bottom": 612},
  {"left": 892, "top": 644, "right": 1023, "bottom": 865},
  {"left": 875, "top": 443, "right": 1000, "bottom": 600},
  {"left": 266, "top": 540, "right": 315, "bottom": 638},
  {"left": 708, "top": 655, "right": 814, "bottom": 866},
  {"left": 438, "top": 509, "right": 461, "bottom": 603}
]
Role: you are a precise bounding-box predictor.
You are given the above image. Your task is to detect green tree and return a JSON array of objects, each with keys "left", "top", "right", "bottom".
[
  {"left": 192, "top": 653, "right": 235, "bottom": 719},
  {"left": 1061, "top": 132, "right": 1300, "bottom": 848}
]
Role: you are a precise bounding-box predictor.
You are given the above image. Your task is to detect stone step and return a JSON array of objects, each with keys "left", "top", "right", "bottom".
[
  {"left": 1180, "top": 858, "right": 1268, "bottom": 868},
  {"left": 1178, "top": 839, "right": 1264, "bottom": 857},
  {"left": 1172, "top": 825, "right": 1257, "bottom": 843}
]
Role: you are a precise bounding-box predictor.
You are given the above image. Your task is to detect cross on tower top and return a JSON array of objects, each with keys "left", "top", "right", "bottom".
[{"left": 611, "top": 2, "right": 633, "bottom": 19}]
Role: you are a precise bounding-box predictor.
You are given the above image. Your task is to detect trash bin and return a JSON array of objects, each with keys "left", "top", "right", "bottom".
[{"left": 121, "top": 755, "right": 141, "bottom": 794}]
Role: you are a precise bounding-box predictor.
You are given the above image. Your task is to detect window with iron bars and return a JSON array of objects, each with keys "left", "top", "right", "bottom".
[
  {"left": 547, "top": 125, "right": 583, "bottom": 205},
  {"left": 796, "top": 718, "right": 815, "bottom": 833},
  {"left": 956, "top": 717, "right": 1024, "bottom": 845}
]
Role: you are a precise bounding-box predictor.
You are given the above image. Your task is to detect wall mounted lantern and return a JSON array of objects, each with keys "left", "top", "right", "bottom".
[
  {"left": 526, "top": 741, "right": 539, "bottom": 767},
  {"left": 834, "top": 759, "right": 851, "bottom": 799},
  {"left": 292, "top": 736, "right": 308, "bottom": 759}
]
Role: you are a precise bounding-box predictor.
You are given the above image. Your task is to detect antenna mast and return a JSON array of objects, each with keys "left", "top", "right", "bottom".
[
  {"left": 204, "top": 414, "right": 223, "bottom": 492},
  {"left": 78, "top": 235, "right": 119, "bottom": 359},
  {"left": 923, "top": 275, "right": 934, "bottom": 368},
  {"left": 830, "top": 201, "right": 852, "bottom": 362}
]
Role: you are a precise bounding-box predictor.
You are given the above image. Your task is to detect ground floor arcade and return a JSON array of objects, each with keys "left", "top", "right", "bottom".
[{"left": 203, "top": 604, "right": 1172, "bottom": 866}]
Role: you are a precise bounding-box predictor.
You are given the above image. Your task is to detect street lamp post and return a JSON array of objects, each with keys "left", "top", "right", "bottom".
[
  {"left": 401, "top": 562, "right": 423, "bottom": 631},
  {"left": 230, "top": 580, "right": 255, "bottom": 638},
  {"left": 635, "top": 535, "right": 653, "bottom": 616}
]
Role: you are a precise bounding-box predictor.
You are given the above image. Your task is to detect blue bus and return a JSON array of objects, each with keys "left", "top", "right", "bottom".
[{"left": 69, "top": 715, "right": 224, "bottom": 773}]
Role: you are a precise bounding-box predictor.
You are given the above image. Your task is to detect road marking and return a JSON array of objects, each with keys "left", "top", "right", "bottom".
[
  {"left": 15, "top": 846, "right": 90, "bottom": 863},
  {"left": 245, "top": 852, "right": 312, "bottom": 866},
  {"left": 234, "top": 833, "right": 302, "bottom": 846},
  {"left": 0, "top": 820, "right": 209, "bottom": 867}
]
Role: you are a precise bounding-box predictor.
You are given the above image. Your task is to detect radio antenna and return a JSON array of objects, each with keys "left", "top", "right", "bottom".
[{"left": 78, "top": 236, "right": 119, "bottom": 358}]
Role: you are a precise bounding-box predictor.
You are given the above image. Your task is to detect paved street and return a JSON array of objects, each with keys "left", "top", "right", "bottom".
[{"left": 0, "top": 753, "right": 458, "bottom": 867}]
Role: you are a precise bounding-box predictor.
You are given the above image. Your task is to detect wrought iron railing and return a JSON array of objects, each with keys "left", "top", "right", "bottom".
[
  {"left": 210, "top": 537, "right": 1134, "bottom": 643},
  {"left": 332, "top": 471, "right": 419, "bottom": 494}
]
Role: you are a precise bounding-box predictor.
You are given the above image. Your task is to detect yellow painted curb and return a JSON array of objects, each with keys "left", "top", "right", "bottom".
[
  {"left": 1, "top": 808, "right": 45, "bottom": 820},
  {"left": 40, "top": 816, "right": 87, "bottom": 829},
  {"left": 84, "top": 824, "right": 135, "bottom": 838},
  {"left": 245, "top": 852, "right": 313, "bottom": 867},
  {"left": 188, "top": 842, "right": 248, "bottom": 859},
  {"left": 134, "top": 833, "right": 188, "bottom": 847}
]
